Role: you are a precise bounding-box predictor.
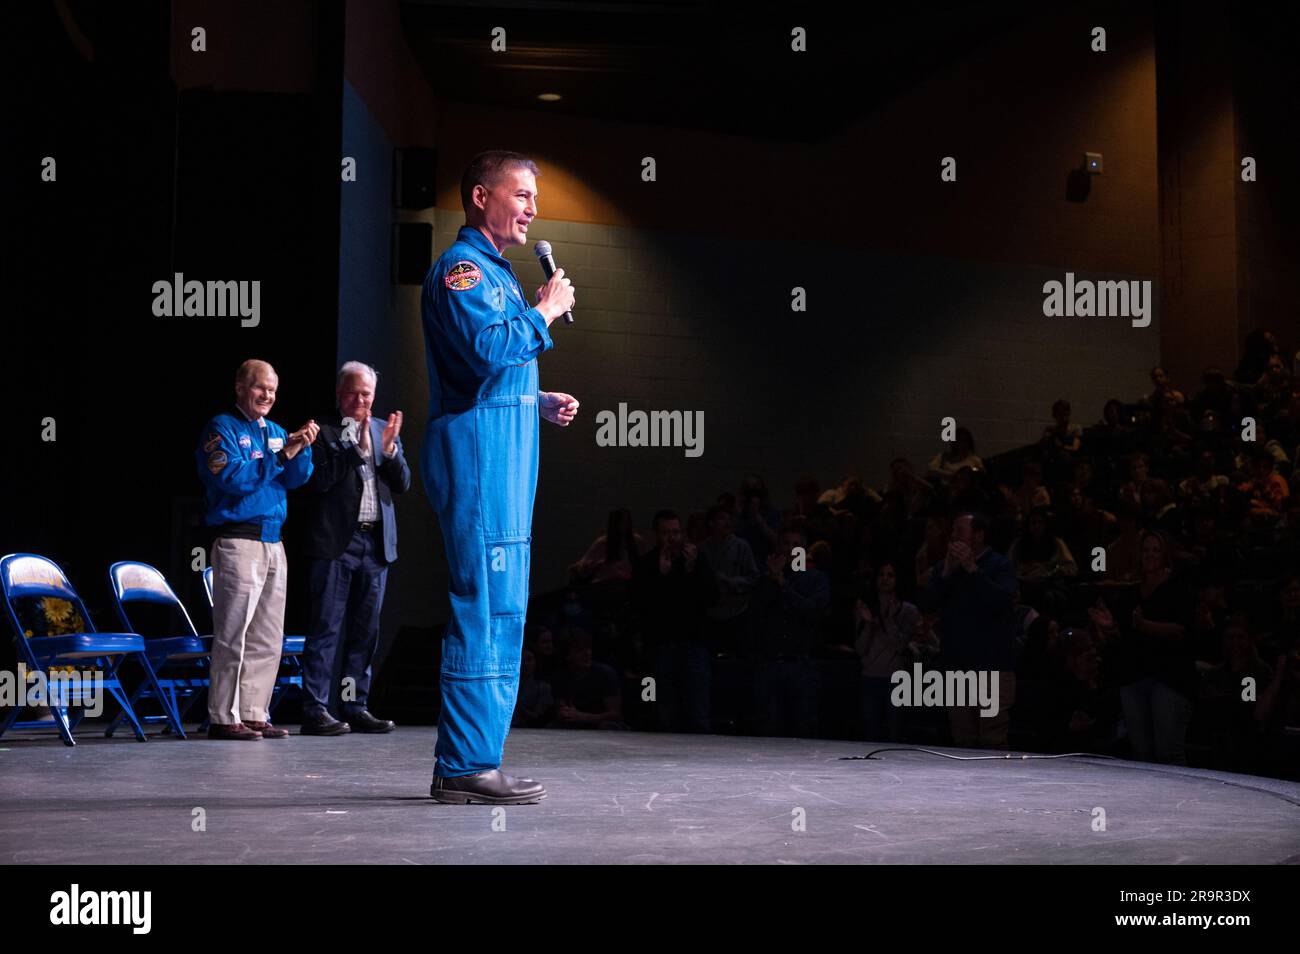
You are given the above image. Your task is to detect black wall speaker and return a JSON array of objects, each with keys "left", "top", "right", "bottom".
[{"left": 393, "top": 147, "right": 436, "bottom": 210}]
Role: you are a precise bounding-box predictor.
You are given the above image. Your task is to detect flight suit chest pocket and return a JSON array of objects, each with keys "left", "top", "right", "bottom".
[
  {"left": 489, "top": 282, "right": 526, "bottom": 313},
  {"left": 485, "top": 532, "right": 530, "bottom": 618}
]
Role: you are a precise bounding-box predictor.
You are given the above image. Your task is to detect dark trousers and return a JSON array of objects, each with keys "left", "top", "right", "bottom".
[
  {"left": 861, "top": 675, "right": 905, "bottom": 742},
  {"left": 305, "top": 526, "right": 388, "bottom": 718},
  {"left": 652, "top": 642, "right": 712, "bottom": 733},
  {"left": 753, "top": 657, "right": 819, "bottom": 737}
]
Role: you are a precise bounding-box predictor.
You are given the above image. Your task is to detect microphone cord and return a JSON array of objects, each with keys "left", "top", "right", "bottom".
[
  {"left": 839, "top": 747, "right": 1300, "bottom": 806},
  {"left": 839, "top": 747, "right": 1116, "bottom": 761}
]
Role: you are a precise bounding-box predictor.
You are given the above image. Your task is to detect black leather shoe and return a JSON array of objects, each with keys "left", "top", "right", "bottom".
[
  {"left": 345, "top": 709, "right": 396, "bottom": 734},
  {"left": 300, "top": 711, "right": 351, "bottom": 736},
  {"left": 429, "top": 770, "right": 546, "bottom": 805}
]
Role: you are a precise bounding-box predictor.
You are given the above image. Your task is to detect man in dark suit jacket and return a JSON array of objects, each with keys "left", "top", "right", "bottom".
[{"left": 301, "top": 361, "right": 411, "bottom": 735}]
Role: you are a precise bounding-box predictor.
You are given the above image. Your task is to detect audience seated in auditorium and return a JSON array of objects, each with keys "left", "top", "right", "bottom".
[
  {"left": 511, "top": 325, "right": 1299, "bottom": 780},
  {"left": 928, "top": 427, "right": 983, "bottom": 480},
  {"left": 549, "top": 630, "right": 625, "bottom": 730},
  {"left": 569, "top": 507, "right": 644, "bottom": 584}
]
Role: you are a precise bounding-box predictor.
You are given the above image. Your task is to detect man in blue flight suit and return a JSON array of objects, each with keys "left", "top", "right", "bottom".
[
  {"left": 197, "top": 359, "right": 317, "bottom": 740},
  {"left": 422, "top": 150, "right": 578, "bottom": 804}
]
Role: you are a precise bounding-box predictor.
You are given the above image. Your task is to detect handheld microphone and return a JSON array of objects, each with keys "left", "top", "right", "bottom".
[{"left": 533, "top": 240, "right": 574, "bottom": 325}]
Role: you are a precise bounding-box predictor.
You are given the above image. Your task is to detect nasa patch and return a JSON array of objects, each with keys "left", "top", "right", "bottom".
[
  {"left": 444, "top": 260, "right": 482, "bottom": 292},
  {"left": 207, "top": 450, "right": 228, "bottom": 474},
  {"left": 237, "top": 434, "right": 252, "bottom": 449}
]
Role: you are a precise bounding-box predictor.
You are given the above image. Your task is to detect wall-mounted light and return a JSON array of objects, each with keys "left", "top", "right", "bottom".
[
  {"left": 537, "top": 93, "right": 562, "bottom": 102},
  {"left": 1085, "top": 151, "right": 1104, "bottom": 174}
]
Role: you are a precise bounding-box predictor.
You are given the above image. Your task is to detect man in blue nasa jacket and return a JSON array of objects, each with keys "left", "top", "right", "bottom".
[
  {"left": 422, "top": 151, "right": 578, "bottom": 803},
  {"left": 196, "top": 359, "right": 317, "bottom": 740}
]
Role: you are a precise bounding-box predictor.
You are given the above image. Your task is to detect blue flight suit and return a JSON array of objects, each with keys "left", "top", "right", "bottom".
[
  {"left": 421, "top": 225, "right": 554, "bottom": 777},
  {"left": 196, "top": 409, "right": 314, "bottom": 538}
]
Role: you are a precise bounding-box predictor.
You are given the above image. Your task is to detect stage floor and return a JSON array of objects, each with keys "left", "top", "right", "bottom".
[{"left": 2, "top": 726, "right": 1297, "bottom": 864}]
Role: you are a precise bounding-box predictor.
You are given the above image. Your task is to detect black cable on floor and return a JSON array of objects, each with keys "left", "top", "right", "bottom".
[
  {"left": 839, "top": 747, "right": 1300, "bottom": 807},
  {"left": 839, "top": 747, "right": 1117, "bottom": 761}
]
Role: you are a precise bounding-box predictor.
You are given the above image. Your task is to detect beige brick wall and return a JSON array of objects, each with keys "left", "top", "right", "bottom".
[{"left": 373, "top": 209, "right": 1158, "bottom": 632}]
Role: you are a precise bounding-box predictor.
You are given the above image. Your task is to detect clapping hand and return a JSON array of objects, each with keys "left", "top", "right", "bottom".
[
  {"left": 855, "top": 599, "right": 873, "bottom": 624},
  {"left": 381, "top": 410, "right": 403, "bottom": 456},
  {"left": 285, "top": 420, "right": 319, "bottom": 458},
  {"left": 947, "top": 540, "right": 975, "bottom": 574},
  {"left": 357, "top": 412, "right": 372, "bottom": 454},
  {"left": 682, "top": 541, "right": 697, "bottom": 572}
]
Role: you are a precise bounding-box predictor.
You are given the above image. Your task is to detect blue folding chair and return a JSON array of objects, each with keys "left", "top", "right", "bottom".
[
  {"left": 1, "top": 553, "right": 174, "bottom": 746},
  {"left": 202, "top": 565, "right": 304, "bottom": 717},
  {"left": 108, "top": 562, "right": 214, "bottom": 740}
]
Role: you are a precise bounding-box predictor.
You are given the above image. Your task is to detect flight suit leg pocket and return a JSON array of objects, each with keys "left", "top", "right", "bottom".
[{"left": 484, "top": 532, "right": 530, "bottom": 619}]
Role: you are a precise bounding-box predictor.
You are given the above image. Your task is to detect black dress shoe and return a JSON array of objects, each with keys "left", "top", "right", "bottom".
[
  {"left": 345, "top": 709, "right": 395, "bottom": 734},
  {"left": 300, "top": 712, "right": 351, "bottom": 736},
  {"left": 429, "top": 770, "right": 547, "bottom": 805}
]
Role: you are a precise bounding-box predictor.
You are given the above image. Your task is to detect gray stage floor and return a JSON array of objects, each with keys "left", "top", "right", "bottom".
[{"left": 1, "top": 726, "right": 1297, "bottom": 864}]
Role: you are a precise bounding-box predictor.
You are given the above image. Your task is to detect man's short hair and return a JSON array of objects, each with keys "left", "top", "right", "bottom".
[
  {"left": 779, "top": 523, "right": 807, "bottom": 544},
  {"left": 235, "top": 359, "right": 274, "bottom": 387},
  {"left": 1115, "top": 502, "right": 1142, "bottom": 523},
  {"left": 460, "top": 150, "right": 540, "bottom": 213},
  {"left": 705, "top": 503, "right": 731, "bottom": 525},
  {"left": 652, "top": 509, "right": 680, "bottom": 530},
  {"left": 1222, "top": 613, "right": 1251, "bottom": 639},
  {"left": 337, "top": 360, "right": 378, "bottom": 389}
]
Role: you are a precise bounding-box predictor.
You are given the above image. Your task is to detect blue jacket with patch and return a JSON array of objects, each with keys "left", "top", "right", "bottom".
[
  {"left": 422, "top": 225, "right": 553, "bottom": 419},
  {"left": 420, "top": 224, "right": 555, "bottom": 776},
  {"left": 196, "top": 409, "right": 314, "bottom": 543}
]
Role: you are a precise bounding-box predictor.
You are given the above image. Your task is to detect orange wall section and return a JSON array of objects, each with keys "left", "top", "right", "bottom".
[{"left": 432, "top": 7, "right": 1160, "bottom": 278}]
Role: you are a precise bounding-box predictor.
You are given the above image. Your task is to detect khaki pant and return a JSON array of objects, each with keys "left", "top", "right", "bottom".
[{"left": 208, "top": 538, "right": 287, "bottom": 725}]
